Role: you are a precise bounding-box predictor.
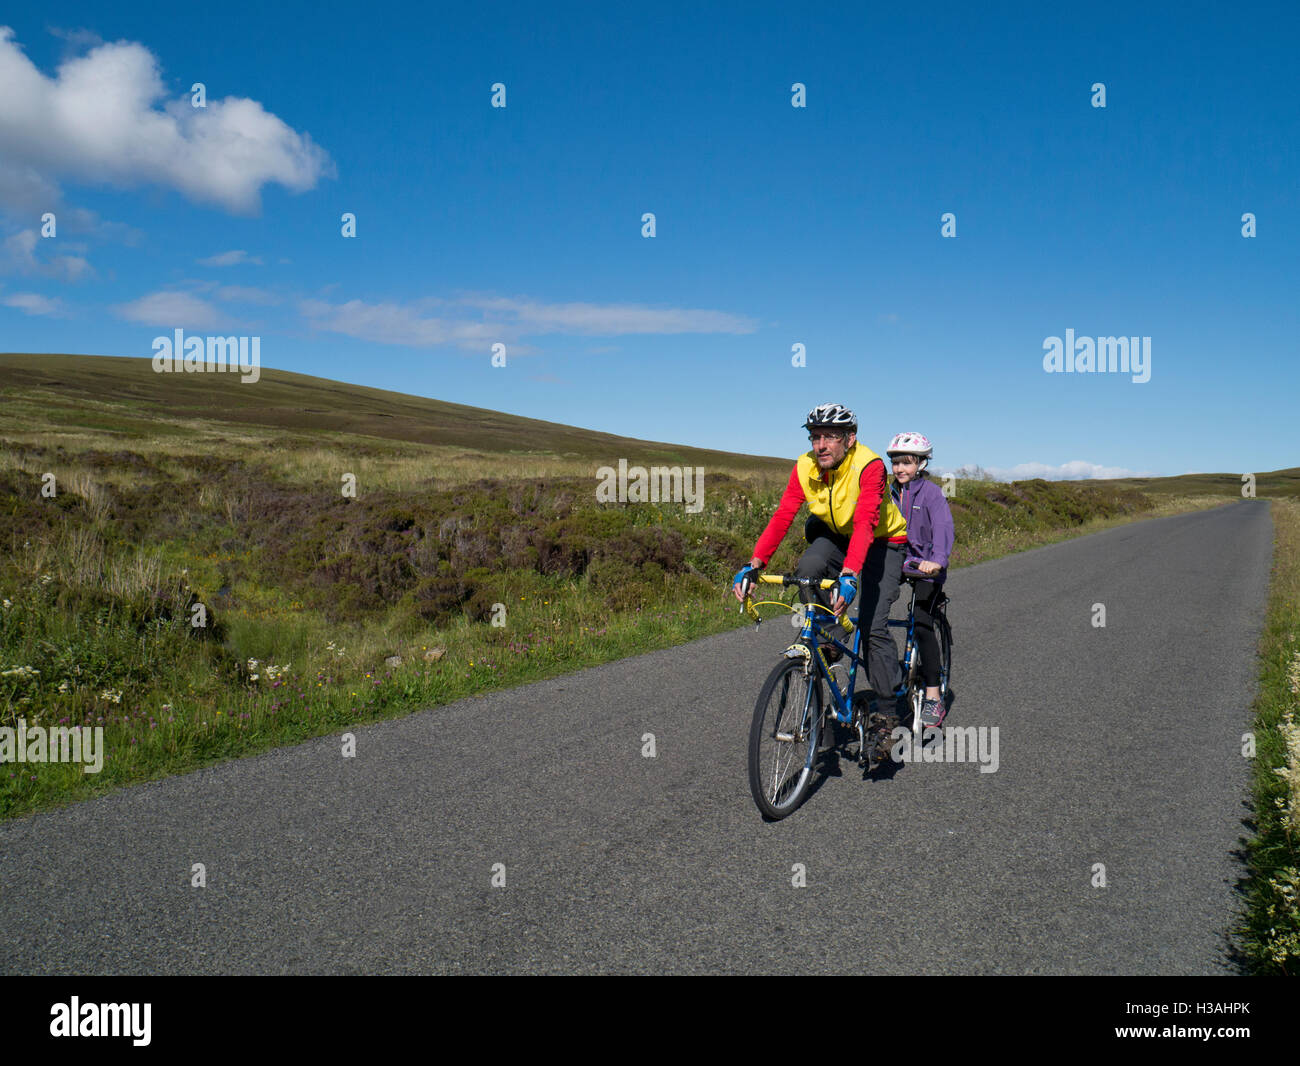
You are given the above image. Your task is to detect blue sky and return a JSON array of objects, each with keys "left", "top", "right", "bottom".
[{"left": 1, "top": 1, "right": 1296, "bottom": 478}]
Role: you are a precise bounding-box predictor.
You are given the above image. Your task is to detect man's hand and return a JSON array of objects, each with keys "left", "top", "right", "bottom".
[
  {"left": 830, "top": 571, "right": 858, "bottom": 614},
  {"left": 732, "top": 558, "right": 763, "bottom": 601}
]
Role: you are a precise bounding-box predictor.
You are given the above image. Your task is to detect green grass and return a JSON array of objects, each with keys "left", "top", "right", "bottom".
[{"left": 1236, "top": 498, "right": 1300, "bottom": 973}]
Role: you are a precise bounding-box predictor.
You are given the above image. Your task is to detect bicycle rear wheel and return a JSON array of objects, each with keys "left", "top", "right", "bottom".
[
  {"left": 936, "top": 610, "right": 953, "bottom": 700},
  {"left": 748, "top": 657, "right": 824, "bottom": 820}
]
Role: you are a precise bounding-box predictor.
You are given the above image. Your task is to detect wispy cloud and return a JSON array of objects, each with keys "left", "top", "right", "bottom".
[
  {"left": 299, "top": 294, "right": 757, "bottom": 350},
  {"left": 214, "top": 285, "right": 280, "bottom": 305},
  {"left": 2, "top": 291, "right": 64, "bottom": 316},
  {"left": 0, "top": 228, "right": 92, "bottom": 279},
  {"left": 198, "top": 249, "right": 263, "bottom": 267},
  {"left": 0, "top": 27, "right": 334, "bottom": 215},
  {"left": 981, "top": 460, "right": 1152, "bottom": 481},
  {"left": 463, "top": 295, "right": 758, "bottom": 335},
  {"left": 113, "top": 289, "right": 224, "bottom": 328},
  {"left": 299, "top": 299, "right": 498, "bottom": 347}
]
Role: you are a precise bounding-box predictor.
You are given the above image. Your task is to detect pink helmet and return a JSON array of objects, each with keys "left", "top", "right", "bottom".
[{"left": 886, "top": 432, "right": 933, "bottom": 458}]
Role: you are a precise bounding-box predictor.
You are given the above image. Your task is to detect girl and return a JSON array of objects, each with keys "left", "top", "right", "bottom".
[{"left": 886, "top": 432, "right": 955, "bottom": 727}]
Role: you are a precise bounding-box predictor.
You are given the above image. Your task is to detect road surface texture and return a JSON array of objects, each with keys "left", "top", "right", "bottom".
[{"left": 0, "top": 501, "right": 1272, "bottom": 974}]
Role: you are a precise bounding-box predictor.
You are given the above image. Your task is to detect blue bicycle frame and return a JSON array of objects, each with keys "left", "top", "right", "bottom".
[{"left": 796, "top": 577, "right": 927, "bottom": 726}]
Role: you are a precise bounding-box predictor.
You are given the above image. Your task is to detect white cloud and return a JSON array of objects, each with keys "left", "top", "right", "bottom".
[
  {"left": 2, "top": 291, "right": 63, "bottom": 315},
  {"left": 47, "top": 27, "right": 104, "bottom": 54},
  {"left": 198, "top": 249, "right": 262, "bottom": 267},
  {"left": 463, "top": 295, "right": 758, "bottom": 335},
  {"left": 982, "top": 460, "right": 1152, "bottom": 481},
  {"left": 0, "top": 26, "right": 334, "bottom": 215},
  {"left": 299, "top": 294, "right": 758, "bottom": 350},
  {"left": 214, "top": 285, "right": 280, "bottom": 305},
  {"left": 299, "top": 299, "right": 498, "bottom": 348},
  {"left": 113, "top": 289, "right": 223, "bottom": 328},
  {"left": 0, "top": 162, "right": 60, "bottom": 214},
  {"left": 0, "top": 226, "right": 91, "bottom": 279}
]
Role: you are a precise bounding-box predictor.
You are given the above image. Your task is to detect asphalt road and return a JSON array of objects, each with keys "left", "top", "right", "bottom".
[{"left": 0, "top": 501, "right": 1272, "bottom": 974}]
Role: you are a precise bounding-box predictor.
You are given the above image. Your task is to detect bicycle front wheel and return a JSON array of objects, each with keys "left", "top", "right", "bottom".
[{"left": 748, "top": 657, "right": 824, "bottom": 820}]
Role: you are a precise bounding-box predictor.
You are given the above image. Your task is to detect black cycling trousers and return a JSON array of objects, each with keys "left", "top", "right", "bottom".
[{"left": 910, "top": 578, "right": 946, "bottom": 688}]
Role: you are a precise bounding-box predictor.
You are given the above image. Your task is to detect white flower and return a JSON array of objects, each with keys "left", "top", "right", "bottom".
[
  {"left": 249, "top": 674, "right": 260, "bottom": 682},
  {"left": 2, "top": 598, "right": 11, "bottom": 609},
  {"left": 99, "top": 689, "right": 122, "bottom": 704},
  {"left": 2, "top": 665, "right": 39, "bottom": 679},
  {"left": 39, "top": 573, "right": 54, "bottom": 585},
  {"left": 58, "top": 680, "right": 70, "bottom": 693}
]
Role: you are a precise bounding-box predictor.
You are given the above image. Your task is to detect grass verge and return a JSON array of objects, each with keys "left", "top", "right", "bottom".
[{"left": 1237, "top": 498, "right": 1300, "bottom": 973}]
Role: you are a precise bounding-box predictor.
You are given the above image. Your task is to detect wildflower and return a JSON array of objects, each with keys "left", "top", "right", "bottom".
[
  {"left": 2, "top": 598, "right": 10, "bottom": 609},
  {"left": 58, "top": 680, "right": 70, "bottom": 693},
  {"left": 99, "top": 688, "right": 122, "bottom": 704}
]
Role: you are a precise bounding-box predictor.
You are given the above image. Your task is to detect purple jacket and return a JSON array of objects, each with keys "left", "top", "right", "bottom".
[{"left": 891, "top": 474, "right": 955, "bottom": 582}]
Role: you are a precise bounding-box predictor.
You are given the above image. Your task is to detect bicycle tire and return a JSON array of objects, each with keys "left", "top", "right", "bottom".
[
  {"left": 936, "top": 611, "right": 953, "bottom": 700},
  {"left": 748, "top": 657, "right": 824, "bottom": 820},
  {"left": 905, "top": 640, "right": 926, "bottom": 735}
]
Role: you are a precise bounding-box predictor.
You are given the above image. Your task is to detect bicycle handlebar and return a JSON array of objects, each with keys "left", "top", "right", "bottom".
[{"left": 739, "top": 572, "right": 841, "bottom": 624}]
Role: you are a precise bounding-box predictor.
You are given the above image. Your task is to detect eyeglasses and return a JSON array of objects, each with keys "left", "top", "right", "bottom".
[{"left": 808, "top": 432, "right": 845, "bottom": 443}]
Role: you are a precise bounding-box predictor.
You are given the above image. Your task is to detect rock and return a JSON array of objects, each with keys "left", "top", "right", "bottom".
[
  {"left": 384, "top": 655, "right": 403, "bottom": 668},
  {"left": 423, "top": 647, "right": 446, "bottom": 662}
]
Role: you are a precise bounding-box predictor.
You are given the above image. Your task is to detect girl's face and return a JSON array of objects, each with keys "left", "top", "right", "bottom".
[{"left": 891, "top": 454, "right": 920, "bottom": 484}]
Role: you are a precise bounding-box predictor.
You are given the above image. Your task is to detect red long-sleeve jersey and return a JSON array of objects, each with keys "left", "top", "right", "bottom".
[{"left": 751, "top": 458, "right": 897, "bottom": 574}]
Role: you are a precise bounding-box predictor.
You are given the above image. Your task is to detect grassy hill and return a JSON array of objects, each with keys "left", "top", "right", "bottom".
[
  {"left": 1088, "top": 469, "right": 1299, "bottom": 498},
  {"left": 0, "top": 352, "right": 791, "bottom": 479}
]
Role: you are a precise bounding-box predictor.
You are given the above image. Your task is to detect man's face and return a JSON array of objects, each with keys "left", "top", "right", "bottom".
[{"left": 809, "top": 428, "right": 854, "bottom": 472}]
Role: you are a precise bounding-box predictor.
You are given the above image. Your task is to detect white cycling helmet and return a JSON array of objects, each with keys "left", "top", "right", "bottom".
[{"left": 886, "top": 432, "right": 933, "bottom": 458}]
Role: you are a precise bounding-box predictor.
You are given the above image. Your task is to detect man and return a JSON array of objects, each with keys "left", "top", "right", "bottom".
[{"left": 732, "top": 403, "right": 909, "bottom": 704}]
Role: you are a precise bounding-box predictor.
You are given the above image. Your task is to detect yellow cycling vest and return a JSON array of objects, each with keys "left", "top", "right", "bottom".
[{"left": 795, "top": 442, "right": 907, "bottom": 540}]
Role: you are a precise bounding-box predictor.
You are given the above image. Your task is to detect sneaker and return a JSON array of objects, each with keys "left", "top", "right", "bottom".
[{"left": 920, "top": 698, "right": 947, "bottom": 728}]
